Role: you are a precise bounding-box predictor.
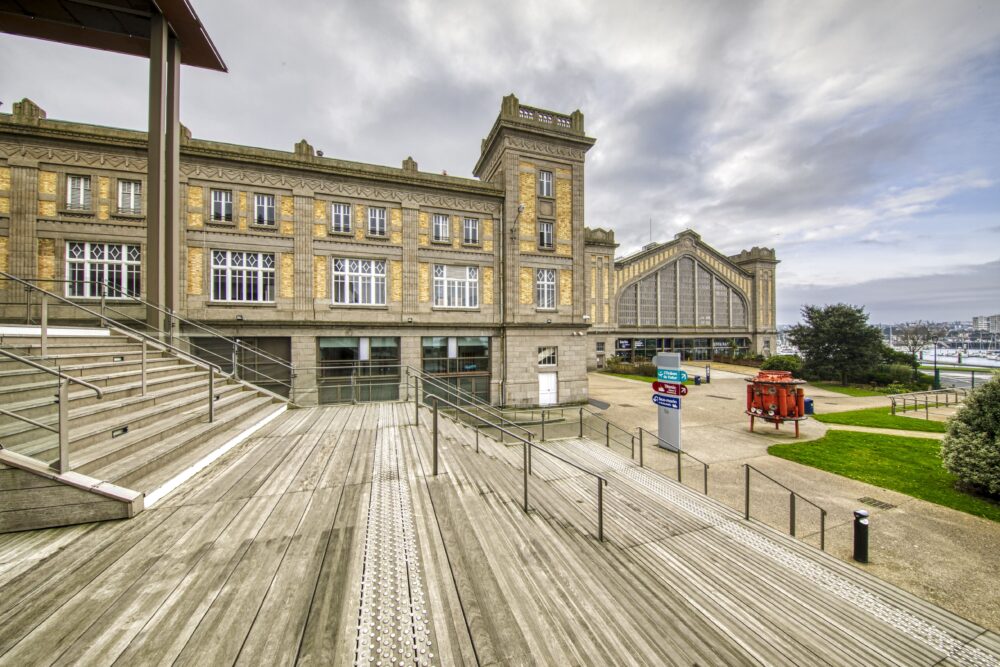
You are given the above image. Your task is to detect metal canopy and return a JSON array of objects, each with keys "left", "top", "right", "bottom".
[{"left": 0, "top": 0, "right": 226, "bottom": 71}]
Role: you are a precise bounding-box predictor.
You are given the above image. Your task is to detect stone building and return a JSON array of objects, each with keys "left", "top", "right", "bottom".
[{"left": 0, "top": 94, "right": 776, "bottom": 406}]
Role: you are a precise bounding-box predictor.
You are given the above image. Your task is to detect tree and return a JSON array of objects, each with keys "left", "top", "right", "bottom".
[
  {"left": 787, "top": 304, "right": 883, "bottom": 385},
  {"left": 941, "top": 373, "right": 1000, "bottom": 497},
  {"left": 894, "top": 323, "right": 946, "bottom": 366}
]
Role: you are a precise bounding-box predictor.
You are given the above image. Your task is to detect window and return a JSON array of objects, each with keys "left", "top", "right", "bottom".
[
  {"left": 254, "top": 193, "right": 275, "bottom": 226},
  {"left": 368, "top": 207, "right": 387, "bottom": 236},
  {"left": 538, "top": 347, "right": 557, "bottom": 366},
  {"left": 211, "top": 250, "right": 275, "bottom": 302},
  {"left": 211, "top": 189, "right": 233, "bottom": 222},
  {"left": 538, "top": 170, "right": 553, "bottom": 197},
  {"left": 463, "top": 217, "right": 480, "bottom": 245},
  {"left": 117, "top": 180, "right": 142, "bottom": 215},
  {"left": 538, "top": 221, "right": 554, "bottom": 249},
  {"left": 596, "top": 342, "right": 606, "bottom": 353},
  {"left": 432, "top": 213, "right": 450, "bottom": 242},
  {"left": 331, "top": 203, "right": 352, "bottom": 233},
  {"left": 421, "top": 336, "right": 490, "bottom": 400},
  {"left": 66, "top": 242, "right": 140, "bottom": 298},
  {"left": 66, "top": 175, "right": 91, "bottom": 210},
  {"left": 536, "top": 268, "right": 556, "bottom": 309},
  {"left": 433, "top": 265, "right": 479, "bottom": 308},
  {"left": 332, "top": 258, "right": 386, "bottom": 306}
]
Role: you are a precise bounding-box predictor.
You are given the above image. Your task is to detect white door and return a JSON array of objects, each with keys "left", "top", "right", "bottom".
[{"left": 538, "top": 372, "right": 558, "bottom": 406}]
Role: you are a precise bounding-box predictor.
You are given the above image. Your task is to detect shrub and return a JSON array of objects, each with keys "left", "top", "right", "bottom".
[
  {"left": 868, "top": 363, "right": 917, "bottom": 387},
  {"left": 941, "top": 372, "right": 1000, "bottom": 496},
  {"left": 760, "top": 354, "right": 802, "bottom": 374}
]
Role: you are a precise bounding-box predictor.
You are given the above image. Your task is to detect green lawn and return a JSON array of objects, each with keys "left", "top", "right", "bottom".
[
  {"left": 807, "top": 381, "right": 883, "bottom": 397},
  {"left": 919, "top": 365, "right": 995, "bottom": 373},
  {"left": 769, "top": 430, "right": 1000, "bottom": 522},
  {"left": 813, "top": 406, "right": 948, "bottom": 433}
]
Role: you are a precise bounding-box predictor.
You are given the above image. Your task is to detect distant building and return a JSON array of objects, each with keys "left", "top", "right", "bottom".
[
  {"left": 0, "top": 95, "right": 778, "bottom": 405},
  {"left": 972, "top": 315, "right": 1000, "bottom": 333}
]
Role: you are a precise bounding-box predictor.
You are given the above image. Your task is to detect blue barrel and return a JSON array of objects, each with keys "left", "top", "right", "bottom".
[
  {"left": 694, "top": 375, "right": 702, "bottom": 386},
  {"left": 804, "top": 397, "right": 814, "bottom": 415}
]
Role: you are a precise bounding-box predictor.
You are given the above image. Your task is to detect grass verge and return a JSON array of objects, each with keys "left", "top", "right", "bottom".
[
  {"left": 813, "top": 406, "right": 947, "bottom": 433},
  {"left": 807, "top": 382, "right": 883, "bottom": 397},
  {"left": 769, "top": 430, "right": 1000, "bottom": 522}
]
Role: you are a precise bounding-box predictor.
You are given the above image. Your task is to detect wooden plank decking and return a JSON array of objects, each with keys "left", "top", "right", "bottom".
[{"left": 0, "top": 402, "right": 997, "bottom": 666}]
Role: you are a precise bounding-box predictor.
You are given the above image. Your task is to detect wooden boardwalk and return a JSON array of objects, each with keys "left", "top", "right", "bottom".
[{"left": 0, "top": 402, "right": 998, "bottom": 666}]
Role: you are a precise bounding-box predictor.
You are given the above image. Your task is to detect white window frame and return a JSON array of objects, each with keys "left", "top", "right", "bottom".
[
  {"left": 433, "top": 265, "right": 479, "bottom": 309},
  {"left": 538, "top": 221, "right": 554, "bottom": 249},
  {"left": 66, "top": 175, "right": 91, "bottom": 210},
  {"left": 253, "top": 193, "right": 276, "bottom": 226},
  {"left": 432, "top": 213, "right": 450, "bottom": 242},
  {"left": 368, "top": 207, "right": 387, "bottom": 236},
  {"left": 117, "top": 179, "right": 142, "bottom": 215},
  {"left": 538, "top": 347, "right": 558, "bottom": 367},
  {"left": 331, "top": 202, "right": 352, "bottom": 233},
  {"left": 536, "top": 268, "right": 556, "bottom": 309},
  {"left": 210, "top": 250, "right": 275, "bottom": 303},
  {"left": 331, "top": 257, "right": 387, "bottom": 306},
  {"left": 66, "top": 241, "right": 141, "bottom": 299},
  {"left": 538, "top": 170, "right": 553, "bottom": 198},
  {"left": 463, "top": 217, "right": 480, "bottom": 245},
  {"left": 210, "top": 189, "right": 233, "bottom": 222}
]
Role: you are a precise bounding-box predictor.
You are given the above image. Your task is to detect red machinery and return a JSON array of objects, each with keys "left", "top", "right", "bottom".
[{"left": 746, "top": 370, "right": 807, "bottom": 436}]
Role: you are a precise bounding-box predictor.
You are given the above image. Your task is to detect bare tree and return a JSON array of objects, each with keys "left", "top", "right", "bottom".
[{"left": 895, "top": 324, "right": 946, "bottom": 363}]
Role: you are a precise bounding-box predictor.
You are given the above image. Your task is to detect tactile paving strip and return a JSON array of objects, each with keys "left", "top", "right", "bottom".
[
  {"left": 567, "top": 440, "right": 999, "bottom": 667},
  {"left": 355, "top": 427, "right": 435, "bottom": 666}
]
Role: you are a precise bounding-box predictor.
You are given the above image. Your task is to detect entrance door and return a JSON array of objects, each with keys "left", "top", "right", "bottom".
[{"left": 538, "top": 372, "right": 558, "bottom": 406}]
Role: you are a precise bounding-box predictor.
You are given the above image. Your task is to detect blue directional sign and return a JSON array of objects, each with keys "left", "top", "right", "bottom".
[
  {"left": 657, "top": 368, "right": 688, "bottom": 383},
  {"left": 652, "top": 394, "right": 681, "bottom": 410}
]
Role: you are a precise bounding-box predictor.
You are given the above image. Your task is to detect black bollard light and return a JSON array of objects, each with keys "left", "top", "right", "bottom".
[{"left": 853, "top": 509, "right": 870, "bottom": 563}]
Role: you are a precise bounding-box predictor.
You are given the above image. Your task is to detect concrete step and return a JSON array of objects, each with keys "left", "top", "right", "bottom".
[{"left": 0, "top": 362, "right": 201, "bottom": 404}]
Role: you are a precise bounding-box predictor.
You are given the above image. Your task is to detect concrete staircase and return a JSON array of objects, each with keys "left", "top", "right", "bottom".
[{"left": 0, "top": 328, "right": 286, "bottom": 533}]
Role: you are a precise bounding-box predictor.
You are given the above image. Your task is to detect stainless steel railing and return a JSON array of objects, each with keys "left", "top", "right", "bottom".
[
  {"left": 743, "top": 463, "right": 827, "bottom": 550},
  {"left": 635, "top": 427, "right": 710, "bottom": 494},
  {"left": 888, "top": 388, "right": 967, "bottom": 418},
  {"left": 408, "top": 376, "right": 608, "bottom": 541},
  {"left": 0, "top": 347, "right": 103, "bottom": 473}
]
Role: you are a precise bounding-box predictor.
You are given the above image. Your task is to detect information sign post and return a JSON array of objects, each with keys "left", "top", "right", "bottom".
[{"left": 653, "top": 352, "right": 682, "bottom": 451}]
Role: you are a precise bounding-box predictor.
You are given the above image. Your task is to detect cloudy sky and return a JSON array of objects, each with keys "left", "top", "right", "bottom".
[{"left": 2, "top": 0, "right": 999, "bottom": 325}]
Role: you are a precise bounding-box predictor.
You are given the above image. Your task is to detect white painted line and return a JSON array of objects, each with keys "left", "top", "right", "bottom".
[
  {"left": 144, "top": 404, "right": 288, "bottom": 508},
  {"left": 0, "top": 325, "right": 111, "bottom": 337}
]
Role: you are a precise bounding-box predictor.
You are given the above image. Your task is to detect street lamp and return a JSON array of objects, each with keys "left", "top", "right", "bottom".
[{"left": 933, "top": 338, "right": 941, "bottom": 390}]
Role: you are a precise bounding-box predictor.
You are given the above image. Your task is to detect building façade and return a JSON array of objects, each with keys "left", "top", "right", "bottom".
[{"left": 0, "top": 94, "right": 777, "bottom": 407}]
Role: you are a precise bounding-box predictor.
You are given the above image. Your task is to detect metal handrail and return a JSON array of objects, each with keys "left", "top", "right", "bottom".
[
  {"left": 0, "top": 273, "right": 292, "bottom": 392},
  {"left": 636, "top": 427, "right": 709, "bottom": 494},
  {"left": 888, "top": 387, "right": 967, "bottom": 417},
  {"left": 743, "top": 463, "right": 827, "bottom": 550},
  {"left": 582, "top": 406, "right": 635, "bottom": 441},
  {"left": 0, "top": 271, "right": 222, "bottom": 375},
  {"left": 405, "top": 366, "right": 535, "bottom": 440},
  {"left": 0, "top": 347, "right": 103, "bottom": 398},
  {"left": 408, "top": 376, "right": 608, "bottom": 541}
]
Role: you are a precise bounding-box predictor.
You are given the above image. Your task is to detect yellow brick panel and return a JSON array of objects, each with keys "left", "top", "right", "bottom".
[
  {"left": 418, "top": 263, "right": 430, "bottom": 303},
  {"left": 556, "top": 243, "right": 572, "bottom": 257},
  {"left": 452, "top": 215, "right": 461, "bottom": 249},
  {"left": 519, "top": 240, "right": 535, "bottom": 253},
  {"left": 0, "top": 167, "right": 10, "bottom": 191},
  {"left": 239, "top": 216, "right": 248, "bottom": 231},
  {"left": 590, "top": 303, "right": 596, "bottom": 322},
  {"left": 604, "top": 303, "right": 609, "bottom": 323},
  {"left": 188, "top": 211, "right": 203, "bottom": 228},
  {"left": 98, "top": 176, "right": 110, "bottom": 200},
  {"left": 482, "top": 267, "right": 494, "bottom": 305},
  {"left": 281, "top": 219, "right": 294, "bottom": 235},
  {"left": 280, "top": 253, "right": 295, "bottom": 298},
  {"left": 556, "top": 167, "right": 571, "bottom": 179},
  {"left": 519, "top": 267, "right": 533, "bottom": 305},
  {"left": 555, "top": 176, "right": 572, "bottom": 246},
  {"left": 518, "top": 167, "right": 536, "bottom": 240},
  {"left": 187, "top": 247, "right": 203, "bottom": 295},
  {"left": 355, "top": 205, "right": 366, "bottom": 240},
  {"left": 313, "top": 200, "right": 327, "bottom": 223},
  {"left": 38, "top": 171, "right": 56, "bottom": 196},
  {"left": 390, "top": 260, "right": 403, "bottom": 302},
  {"left": 418, "top": 211, "right": 429, "bottom": 247},
  {"left": 560, "top": 269, "right": 573, "bottom": 306},
  {"left": 38, "top": 200, "right": 56, "bottom": 217},
  {"left": 187, "top": 185, "right": 203, "bottom": 209},
  {"left": 313, "top": 256, "right": 327, "bottom": 299},
  {"left": 390, "top": 230, "right": 403, "bottom": 245},
  {"left": 0, "top": 237, "right": 7, "bottom": 273},
  {"left": 0, "top": 197, "right": 9, "bottom": 215},
  {"left": 98, "top": 203, "right": 110, "bottom": 221},
  {"left": 483, "top": 219, "right": 493, "bottom": 252},
  {"left": 280, "top": 195, "right": 294, "bottom": 219},
  {"left": 314, "top": 223, "right": 326, "bottom": 238},
  {"left": 238, "top": 192, "right": 248, "bottom": 231},
  {"left": 37, "top": 238, "right": 56, "bottom": 289},
  {"left": 391, "top": 208, "right": 402, "bottom": 228}
]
